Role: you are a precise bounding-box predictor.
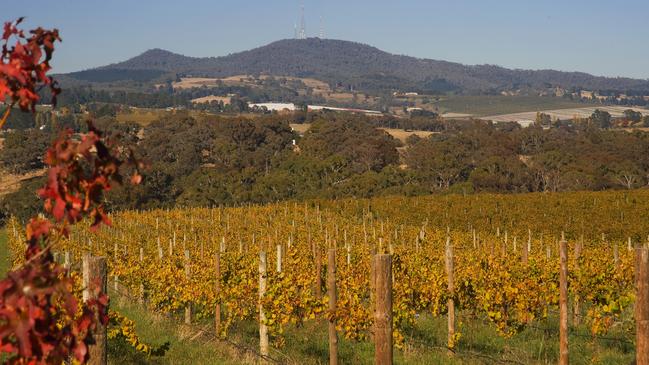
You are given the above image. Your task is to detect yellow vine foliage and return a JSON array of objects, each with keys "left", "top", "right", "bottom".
[{"left": 7, "top": 190, "right": 646, "bottom": 348}]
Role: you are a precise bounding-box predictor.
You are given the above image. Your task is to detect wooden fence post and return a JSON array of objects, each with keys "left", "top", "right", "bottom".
[
  {"left": 559, "top": 237, "right": 569, "bottom": 365},
  {"left": 315, "top": 249, "right": 322, "bottom": 299},
  {"left": 139, "top": 247, "right": 145, "bottom": 306},
  {"left": 64, "top": 251, "right": 70, "bottom": 272},
  {"left": 346, "top": 241, "right": 351, "bottom": 266},
  {"left": 276, "top": 244, "right": 283, "bottom": 273},
  {"left": 370, "top": 247, "right": 377, "bottom": 308},
  {"left": 83, "top": 254, "right": 107, "bottom": 365},
  {"left": 472, "top": 229, "right": 476, "bottom": 249},
  {"left": 374, "top": 254, "right": 393, "bottom": 365},
  {"left": 328, "top": 249, "right": 338, "bottom": 365},
  {"left": 636, "top": 247, "right": 649, "bottom": 365},
  {"left": 522, "top": 234, "right": 529, "bottom": 265},
  {"left": 445, "top": 236, "right": 456, "bottom": 351},
  {"left": 259, "top": 251, "right": 270, "bottom": 361},
  {"left": 184, "top": 250, "right": 192, "bottom": 325},
  {"left": 573, "top": 239, "right": 582, "bottom": 326},
  {"left": 113, "top": 243, "right": 119, "bottom": 293},
  {"left": 215, "top": 252, "right": 222, "bottom": 338}
]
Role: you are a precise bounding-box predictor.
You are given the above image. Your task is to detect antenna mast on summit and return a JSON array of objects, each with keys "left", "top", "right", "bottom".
[
  {"left": 298, "top": 1, "right": 306, "bottom": 39},
  {"left": 319, "top": 16, "right": 324, "bottom": 39}
]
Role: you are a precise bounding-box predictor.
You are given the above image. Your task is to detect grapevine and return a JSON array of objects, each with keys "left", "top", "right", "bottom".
[{"left": 7, "top": 190, "right": 645, "bottom": 352}]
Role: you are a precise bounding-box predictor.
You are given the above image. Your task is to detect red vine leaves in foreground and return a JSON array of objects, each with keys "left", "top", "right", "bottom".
[
  {"left": 0, "top": 17, "right": 60, "bottom": 128},
  {"left": 0, "top": 18, "right": 143, "bottom": 364}
]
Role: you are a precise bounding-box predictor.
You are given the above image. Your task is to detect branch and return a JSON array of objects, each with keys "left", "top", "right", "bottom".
[{"left": 0, "top": 103, "right": 14, "bottom": 129}]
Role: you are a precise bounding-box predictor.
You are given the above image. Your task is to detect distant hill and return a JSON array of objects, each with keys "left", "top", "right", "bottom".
[{"left": 65, "top": 38, "right": 649, "bottom": 94}]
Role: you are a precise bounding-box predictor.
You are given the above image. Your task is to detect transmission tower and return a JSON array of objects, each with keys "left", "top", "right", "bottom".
[
  {"left": 319, "top": 16, "right": 324, "bottom": 38},
  {"left": 298, "top": 1, "right": 306, "bottom": 39}
]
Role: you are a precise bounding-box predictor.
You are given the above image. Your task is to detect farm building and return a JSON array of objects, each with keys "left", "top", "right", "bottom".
[{"left": 248, "top": 103, "right": 297, "bottom": 112}]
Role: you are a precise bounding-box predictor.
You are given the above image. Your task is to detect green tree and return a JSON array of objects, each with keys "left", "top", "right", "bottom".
[
  {"left": 535, "top": 112, "right": 551, "bottom": 127},
  {"left": 469, "top": 156, "right": 532, "bottom": 192},
  {"left": 300, "top": 117, "right": 399, "bottom": 173},
  {"left": 405, "top": 137, "right": 471, "bottom": 190},
  {"left": 0, "top": 129, "right": 51, "bottom": 174},
  {"left": 623, "top": 109, "right": 642, "bottom": 123},
  {"left": 0, "top": 176, "right": 45, "bottom": 224},
  {"left": 590, "top": 109, "right": 611, "bottom": 129}
]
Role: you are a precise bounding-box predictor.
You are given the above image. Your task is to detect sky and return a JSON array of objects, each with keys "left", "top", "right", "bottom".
[{"left": 4, "top": 0, "right": 649, "bottom": 79}]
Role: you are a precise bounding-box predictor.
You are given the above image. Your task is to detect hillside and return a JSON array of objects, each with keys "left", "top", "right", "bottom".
[{"left": 65, "top": 38, "right": 649, "bottom": 93}]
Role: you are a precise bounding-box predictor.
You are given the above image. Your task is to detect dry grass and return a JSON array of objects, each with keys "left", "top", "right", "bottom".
[
  {"left": 0, "top": 168, "right": 45, "bottom": 197},
  {"left": 172, "top": 76, "right": 382, "bottom": 107},
  {"left": 380, "top": 128, "right": 436, "bottom": 143},
  {"left": 441, "top": 112, "right": 473, "bottom": 119},
  {"left": 174, "top": 75, "right": 332, "bottom": 92},
  {"left": 484, "top": 106, "right": 649, "bottom": 122},
  {"left": 290, "top": 124, "right": 435, "bottom": 142},
  {"left": 116, "top": 107, "right": 214, "bottom": 126},
  {"left": 116, "top": 109, "right": 165, "bottom": 126},
  {"left": 173, "top": 77, "right": 221, "bottom": 89},
  {"left": 622, "top": 127, "right": 649, "bottom": 132},
  {"left": 298, "top": 77, "right": 330, "bottom": 90},
  {"left": 191, "top": 95, "right": 232, "bottom": 105},
  {"left": 289, "top": 123, "right": 311, "bottom": 135},
  {"left": 325, "top": 92, "right": 358, "bottom": 101}
]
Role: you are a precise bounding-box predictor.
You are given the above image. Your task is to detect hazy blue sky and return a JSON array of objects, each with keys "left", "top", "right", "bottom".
[{"left": 5, "top": 0, "right": 649, "bottom": 78}]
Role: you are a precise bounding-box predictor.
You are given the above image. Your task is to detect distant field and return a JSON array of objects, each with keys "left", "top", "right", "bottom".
[
  {"left": 173, "top": 76, "right": 376, "bottom": 105},
  {"left": 116, "top": 107, "right": 214, "bottom": 126},
  {"left": 191, "top": 95, "right": 232, "bottom": 104},
  {"left": 290, "top": 123, "right": 311, "bottom": 135},
  {"left": 173, "top": 75, "right": 332, "bottom": 92},
  {"left": 379, "top": 128, "right": 436, "bottom": 142},
  {"left": 485, "top": 105, "right": 649, "bottom": 123},
  {"left": 434, "top": 96, "right": 588, "bottom": 117},
  {"left": 290, "top": 123, "right": 434, "bottom": 142},
  {"left": 116, "top": 108, "right": 168, "bottom": 125},
  {"left": 0, "top": 168, "right": 46, "bottom": 197},
  {"left": 172, "top": 77, "right": 221, "bottom": 89}
]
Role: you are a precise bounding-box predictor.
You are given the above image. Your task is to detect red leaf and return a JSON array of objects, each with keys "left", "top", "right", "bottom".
[
  {"left": 73, "top": 342, "right": 87, "bottom": 362},
  {"left": 0, "top": 79, "right": 9, "bottom": 98},
  {"left": 52, "top": 197, "right": 66, "bottom": 221},
  {"left": 130, "top": 173, "right": 142, "bottom": 185}
]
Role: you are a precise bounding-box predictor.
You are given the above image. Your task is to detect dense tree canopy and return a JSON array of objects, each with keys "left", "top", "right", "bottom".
[
  {"left": 300, "top": 118, "right": 399, "bottom": 173},
  {"left": 3, "top": 113, "right": 649, "bottom": 221}
]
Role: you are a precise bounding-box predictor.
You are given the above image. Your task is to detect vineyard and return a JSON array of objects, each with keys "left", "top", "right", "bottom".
[{"left": 6, "top": 189, "right": 649, "bottom": 364}]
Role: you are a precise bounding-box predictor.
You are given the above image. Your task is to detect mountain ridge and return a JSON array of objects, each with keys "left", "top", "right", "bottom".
[{"left": 66, "top": 38, "right": 649, "bottom": 93}]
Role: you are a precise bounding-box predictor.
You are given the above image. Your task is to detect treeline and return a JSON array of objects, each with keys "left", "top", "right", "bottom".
[
  {"left": 53, "top": 84, "right": 328, "bottom": 110},
  {"left": 55, "top": 87, "right": 192, "bottom": 109},
  {"left": 3, "top": 113, "right": 649, "bottom": 221},
  {"left": 405, "top": 122, "right": 649, "bottom": 192}
]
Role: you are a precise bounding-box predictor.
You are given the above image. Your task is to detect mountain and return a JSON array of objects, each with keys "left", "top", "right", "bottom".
[
  {"left": 65, "top": 38, "right": 649, "bottom": 94},
  {"left": 100, "top": 48, "right": 201, "bottom": 71}
]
